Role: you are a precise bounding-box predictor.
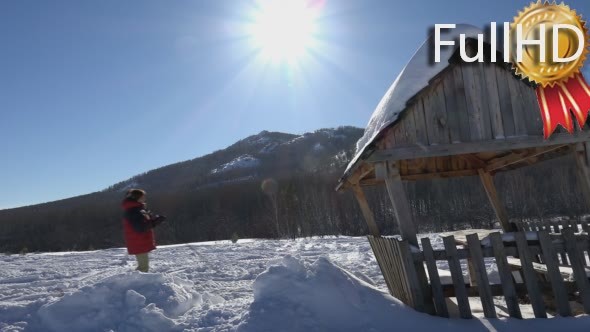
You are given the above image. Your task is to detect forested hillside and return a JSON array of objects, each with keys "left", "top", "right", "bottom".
[{"left": 0, "top": 126, "right": 587, "bottom": 253}]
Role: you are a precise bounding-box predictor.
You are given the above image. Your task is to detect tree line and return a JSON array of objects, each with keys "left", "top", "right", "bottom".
[{"left": 0, "top": 154, "right": 586, "bottom": 253}]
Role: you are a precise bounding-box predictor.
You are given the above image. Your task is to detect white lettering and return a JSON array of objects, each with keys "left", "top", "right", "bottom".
[
  {"left": 504, "top": 22, "right": 511, "bottom": 63},
  {"left": 434, "top": 24, "right": 456, "bottom": 63},
  {"left": 517, "top": 23, "right": 546, "bottom": 62},
  {"left": 460, "top": 34, "right": 485, "bottom": 62},
  {"left": 490, "top": 22, "right": 497, "bottom": 63},
  {"left": 553, "top": 24, "right": 585, "bottom": 63},
  {"left": 431, "top": 22, "right": 584, "bottom": 65}
]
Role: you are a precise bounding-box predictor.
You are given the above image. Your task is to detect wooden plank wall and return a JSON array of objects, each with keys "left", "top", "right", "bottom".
[
  {"left": 368, "top": 236, "right": 421, "bottom": 309},
  {"left": 372, "top": 231, "right": 590, "bottom": 319},
  {"left": 375, "top": 61, "right": 544, "bottom": 152}
]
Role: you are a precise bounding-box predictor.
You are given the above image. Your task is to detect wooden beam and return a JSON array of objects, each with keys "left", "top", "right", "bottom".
[
  {"left": 351, "top": 163, "right": 374, "bottom": 184},
  {"left": 351, "top": 184, "right": 381, "bottom": 237},
  {"left": 484, "top": 151, "right": 528, "bottom": 172},
  {"left": 401, "top": 169, "right": 478, "bottom": 181},
  {"left": 357, "top": 178, "right": 382, "bottom": 187},
  {"left": 366, "top": 132, "right": 590, "bottom": 163},
  {"left": 574, "top": 143, "right": 590, "bottom": 209},
  {"left": 354, "top": 146, "right": 571, "bottom": 185},
  {"left": 478, "top": 169, "right": 513, "bottom": 232},
  {"left": 358, "top": 169, "right": 479, "bottom": 185},
  {"left": 375, "top": 162, "right": 419, "bottom": 246},
  {"left": 457, "top": 154, "right": 486, "bottom": 169},
  {"left": 485, "top": 145, "right": 569, "bottom": 172},
  {"left": 337, "top": 163, "right": 374, "bottom": 191}
]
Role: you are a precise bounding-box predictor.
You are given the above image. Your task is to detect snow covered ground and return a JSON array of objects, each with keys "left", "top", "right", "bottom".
[{"left": 1, "top": 236, "right": 589, "bottom": 331}]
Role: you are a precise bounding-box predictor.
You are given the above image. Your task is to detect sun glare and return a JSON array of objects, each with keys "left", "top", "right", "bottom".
[{"left": 248, "top": 0, "right": 319, "bottom": 63}]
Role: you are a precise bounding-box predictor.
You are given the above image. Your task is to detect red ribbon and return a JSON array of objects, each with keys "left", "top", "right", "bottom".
[{"left": 536, "top": 73, "right": 590, "bottom": 138}]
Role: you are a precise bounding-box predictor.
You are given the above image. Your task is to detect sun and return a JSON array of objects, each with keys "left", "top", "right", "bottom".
[{"left": 248, "top": 0, "right": 320, "bottom": 63}]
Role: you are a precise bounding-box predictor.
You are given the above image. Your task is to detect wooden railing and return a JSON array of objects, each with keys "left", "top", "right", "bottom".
[
  {"left": 368, "top": 229, "right": 590, "bottom": 319},
  {"left": 517, "top": 218, "right": 590, "bottom": 233},
  {"left": 368, "top": 236, "right": 427, "bottom": 311}
]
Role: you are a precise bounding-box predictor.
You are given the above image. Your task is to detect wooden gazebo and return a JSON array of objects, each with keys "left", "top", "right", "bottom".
[{"left": 338, "top": 32, "right": 590, "bottom": 319}]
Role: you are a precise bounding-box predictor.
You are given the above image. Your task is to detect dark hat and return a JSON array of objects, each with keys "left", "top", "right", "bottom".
[{"left": 125, "top": 189, "right": 146, "bottom": 201}]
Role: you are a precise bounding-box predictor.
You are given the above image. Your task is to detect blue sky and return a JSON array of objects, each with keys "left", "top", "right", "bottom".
[{"left": 1, "top": 0, "right": 590, "bottom": 209}]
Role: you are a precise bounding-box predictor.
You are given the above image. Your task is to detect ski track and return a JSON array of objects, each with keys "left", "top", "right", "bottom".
[{"left": 0, "top": 236, "right": 384, "bottom": 331}]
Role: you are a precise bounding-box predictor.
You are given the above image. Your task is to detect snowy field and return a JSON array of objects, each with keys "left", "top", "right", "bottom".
[{"left": 1, "top": 236, "right": 589, "bottom": 331}]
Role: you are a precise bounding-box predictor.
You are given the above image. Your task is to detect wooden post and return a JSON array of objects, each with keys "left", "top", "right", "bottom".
[
  {"left": 351, "top": 184, "right": 381, "bottom": 237},
  {"left": 490, "top": 232, "right": 522, "bottom": 318},
  {"left": 514, "top": 232, "right": 547, "bottom": 318},
  {"left": 574, "top": 143, "right": 590, "bottom": 209},
  {"left": 478, "top": 169, "right": 512, "bottom": 232},
  {"left": 375, "top": 162, "right": 434, "bottom": 315},
  {"left": 375, "top": 162, "right": 419, "bottom": 246},
  {"left": 562, "top": 228, "right": 590, "bottom": 313},
  {"left": 538, "top": 231, "right": 572, "bottom": 317},
  {"left": 466, "top": 234, "right": 496, "bottom": 318},
  {"left": 421, "top": 237, "right": 449, "bottom": 317},
  {"left": 443, "top": 236, "right": 472, "bottom": 319}
]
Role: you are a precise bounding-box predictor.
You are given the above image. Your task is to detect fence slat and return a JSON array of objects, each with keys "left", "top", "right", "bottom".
[
  {"left": 368, "top": 238, "right": 391, "bottom": 292},
  {"left": 379, "top": 239, "right": 398, "bottom": 294},
  {"left": 539, "top": 221, "right": 550, "bottom": 231},
  {"left": 421, "top": 237, "right": 449, "bottom": 317},
  {"left": 380, "top": 238, "right": 405, "bottom": 302},
  {"left": 465, "top": 234, "right": 496, "bottom": 318},
  {"left": 553, "top": 224, "right": 570, "bottom": 265},
  {"left": 562, "top": 228, "right": 590, "bottom": 314},
  {"left": 398, "top": 240, "right": 426, "bottom": 312},
  {"left": 561, "top": 219, "right": 570, "bottom": 232},
  {"left": 387, "top": 238, "right": 411, "bottom": 304},
  {"left": 489, "top": 232, "right": 522, "bottom": 318},
  {"left": 442, "top": 236, "right": 472, "bottom": 318},
  {"left": 515, "top": 232, "right": 547, "bottom": 318},
  {"left": 537, "top": 231, "right": 572, "bottom": 316},
  {"left": 368, "top": 238, "right": 393, "bottom": 295},
  {"left": 371, "top": 237, "right": 405, "bottom": 304},
  {"left": 583, "top": 223, "right": 590, "bottom": 267}
]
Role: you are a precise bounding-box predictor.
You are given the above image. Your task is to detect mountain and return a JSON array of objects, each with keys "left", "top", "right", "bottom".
[
  {"left": 0, "top": 127, "right": 366, "bottom": 252},
  {"left": 2, "top": 125, "right": 587, "bottom": 254},
  {"left": 105, "top": 126, "right": 362, "bottom": 194}
]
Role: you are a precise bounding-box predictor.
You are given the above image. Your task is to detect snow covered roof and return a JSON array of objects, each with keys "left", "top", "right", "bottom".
[{"left": 342, "top": 24, "right": 486, "bottom": 181}]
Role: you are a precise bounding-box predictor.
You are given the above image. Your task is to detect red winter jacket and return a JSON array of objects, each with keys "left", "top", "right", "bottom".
[{"left": 122, "top": 199, "right": 156, "bottom": 255}]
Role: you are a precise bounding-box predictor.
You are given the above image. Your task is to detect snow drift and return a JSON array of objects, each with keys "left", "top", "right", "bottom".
[
  {"left": 238, "top": 255, "right": 590, "bottom": 332},
  {"left": 37, "top": 273, "right": 201, "bottom": 332},
  {"left": 2, "top": 238, "right": 590, "bottom": 331}
]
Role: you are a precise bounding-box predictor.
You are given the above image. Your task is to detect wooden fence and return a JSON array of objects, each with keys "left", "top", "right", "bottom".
[
  {"left": 517, "top": 219, "right": 590, "bottom": 233},
  {"left": 516, "top": 219, "right": 590, "bottom": 267},
  {"left": 368, "top": 236, "right": 429, "bottom": 311},
  {"left": 368, "top": 228, "right": 590, "bottom": 319}
]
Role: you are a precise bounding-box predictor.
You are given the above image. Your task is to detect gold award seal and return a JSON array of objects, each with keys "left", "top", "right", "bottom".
[
  {"left": 511, "top": 1, "right": 588, "bottom": 86},
  {"left": 511, "top": 1, "right": 590, "bottom": 137}
]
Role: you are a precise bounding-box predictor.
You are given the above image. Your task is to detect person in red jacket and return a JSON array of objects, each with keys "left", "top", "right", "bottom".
[{"left": 122, "top": 189, "right": 166, "bottom": 272}]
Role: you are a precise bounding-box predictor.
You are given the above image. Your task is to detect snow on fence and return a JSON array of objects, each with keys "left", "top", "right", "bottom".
[
  {"left": 369, "top": 227, "right": 590, "bottom": 319},
  {"left": 517, "top": 218, "right": 590, "bottom": 234}
]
